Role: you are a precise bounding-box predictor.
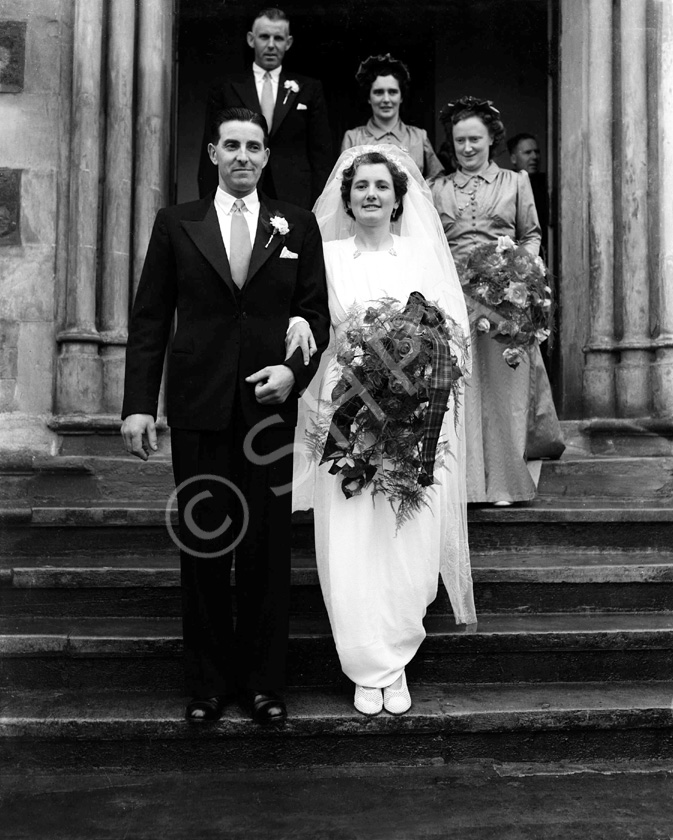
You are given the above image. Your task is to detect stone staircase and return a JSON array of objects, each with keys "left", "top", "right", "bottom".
[{"left": 1, "top": 443, "right": 673, "bottom": 772}]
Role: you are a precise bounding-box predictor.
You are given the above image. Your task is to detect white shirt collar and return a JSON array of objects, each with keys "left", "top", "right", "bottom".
[
  {"left": 214, "top": 186, "right": 260, "bottom": 214},
  {"left": 252, "top": 63, "right": 282, "bottom": 82}
]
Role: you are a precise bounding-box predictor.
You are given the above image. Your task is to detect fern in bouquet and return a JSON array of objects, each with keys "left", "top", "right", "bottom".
[
  {"left": 308, "top": 292, "right": 467, "bottom": 530},
  {"left": 456, "top": 236, "right": 553, "bottom": 368}
]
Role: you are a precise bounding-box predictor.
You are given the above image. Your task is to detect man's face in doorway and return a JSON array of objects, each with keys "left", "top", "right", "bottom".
[
  {"left": 511, "top": 138, "right": 541, "bottom": 174},
  {"left": 246, "top": 16, "right": 293, "bottom": 71}
]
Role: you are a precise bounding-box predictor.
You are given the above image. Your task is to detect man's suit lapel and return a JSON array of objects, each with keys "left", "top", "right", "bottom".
[
  {"left": 181, "top": 200, "right": 237, "bottom": 298},
  {"left": 244, "top": 200, "right": 284, "bottom": 287},
  {"left": 231, "top": 71, "right": 261, "bottom": 112},
  {"left": 270, "top": 71, "right": 298, "bottom": 136}
]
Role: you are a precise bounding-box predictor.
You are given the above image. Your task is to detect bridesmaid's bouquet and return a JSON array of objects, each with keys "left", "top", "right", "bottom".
[
  {"left": 456, "top": 236, "right": 553, "bottom": 368},
  {"left": 312, "top": 292, "right": 466, "bottom": 529}
]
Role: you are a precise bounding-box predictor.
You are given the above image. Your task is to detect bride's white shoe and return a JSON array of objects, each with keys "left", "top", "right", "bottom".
[
  {"left": 354, "top": 685, "right": 383, "bottom": 715},
  {"left": 383, "top": 671, "right": 412, "bottom": 715}
]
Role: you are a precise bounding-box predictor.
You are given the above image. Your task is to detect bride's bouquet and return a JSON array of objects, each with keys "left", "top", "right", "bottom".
[
  {"left": 310, "top": 292, "right": 466, "bottom": 529},
  {"left": 456, "top": 236, "right": 553, "bottom": 368}
]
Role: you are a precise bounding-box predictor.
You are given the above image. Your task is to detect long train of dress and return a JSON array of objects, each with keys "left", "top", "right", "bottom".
[{"left": 293, "top": 236, "right": 476, "bottom": 688}]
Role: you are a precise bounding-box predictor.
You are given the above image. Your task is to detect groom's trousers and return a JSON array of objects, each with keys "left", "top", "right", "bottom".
[{"left": 170, "top": 412, "right": 294, "bottom": 699}]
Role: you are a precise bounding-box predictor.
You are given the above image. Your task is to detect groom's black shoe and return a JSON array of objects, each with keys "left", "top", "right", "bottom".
[
  {"left": 241, "top": 690, "right": 287, "bottom": 726},
  {"left": 185, "top": 695, "right": 227, "bottom": 723}
]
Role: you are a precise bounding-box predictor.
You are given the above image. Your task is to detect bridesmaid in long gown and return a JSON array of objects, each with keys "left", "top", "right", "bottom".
[
  {"left": 430, "top": 96, "right": 564, "bottom": 505},
  {"left": 294, "top": 146, "right": 475, "bottom": 716}
]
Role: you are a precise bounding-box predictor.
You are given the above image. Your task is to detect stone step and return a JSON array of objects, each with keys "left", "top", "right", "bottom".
[
  {"left": 2, "top": 682, "right": 673, "bottom": 771},
  {"left": 2, "top": 500, "right": 673, "bottom": 555},
  {"left": 464, "top": 503, "right": 673, "bottom": 552},
  {"left": 3, "top": 613, "right": 673, "bottom": 691},
  {"left": 0, "top": 453, "right": 175, "bottom": 505},
  {"left": 2, "top": 550, "right": 673, "bottom": 617},
  {"left": 535, "top": 454, "right": 673, "bottom": 501},
  {"left": 5, "top": 761, "right": 673, "bottom": 838},
  {"left": 3, "top": 448, "right": 673, "bottom": 505}
]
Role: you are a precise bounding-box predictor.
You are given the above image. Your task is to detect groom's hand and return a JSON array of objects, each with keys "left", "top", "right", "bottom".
[
  {"left": 246, "top": 365, "right": 296, "bottom": 405},
  {"left": 121, "top": 413, "right": 158, "bottom": 461}
]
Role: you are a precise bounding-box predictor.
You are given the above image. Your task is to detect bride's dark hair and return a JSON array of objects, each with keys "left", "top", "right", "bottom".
[{"left": 340, "top": 152, "right": 408, "bottom": 222}]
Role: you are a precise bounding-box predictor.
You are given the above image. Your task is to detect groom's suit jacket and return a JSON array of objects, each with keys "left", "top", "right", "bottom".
[
  {"left": 197, "top": 70, "right": 333, "bottom": 209},
  {"left": 121, "top": 192, "right": 330, "bottom": 431}
]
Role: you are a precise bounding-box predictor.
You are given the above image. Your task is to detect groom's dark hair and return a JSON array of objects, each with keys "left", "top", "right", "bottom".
[
  {"left": 341, "top": 152, "right": 408, "bottom": 222},
  {"left": 209, "top": 107, "right": 270, "bottom": 147}
]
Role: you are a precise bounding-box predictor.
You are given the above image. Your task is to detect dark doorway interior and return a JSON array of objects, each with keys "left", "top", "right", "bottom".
[{"left": 176, "top": 0, "right": 549, "bottom": 202}]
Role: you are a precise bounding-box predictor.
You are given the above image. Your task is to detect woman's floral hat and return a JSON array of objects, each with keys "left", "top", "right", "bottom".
[{"left": 439, "top": 96, "right": 501, "bottom": 125}]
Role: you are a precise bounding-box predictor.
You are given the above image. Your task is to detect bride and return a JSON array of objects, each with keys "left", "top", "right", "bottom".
[{"left": 293, "top": 145, "right": 476, "bottom": 715}]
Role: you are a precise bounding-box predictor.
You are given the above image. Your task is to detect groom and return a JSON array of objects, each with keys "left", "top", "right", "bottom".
[{"left": 121, "top": 107, "right": 329, "bottom": 725}]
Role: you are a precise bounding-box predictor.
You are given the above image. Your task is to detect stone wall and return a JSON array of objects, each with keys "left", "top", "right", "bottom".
[{"left": 0, "top": 0, "right": 73, "bottom": 451}]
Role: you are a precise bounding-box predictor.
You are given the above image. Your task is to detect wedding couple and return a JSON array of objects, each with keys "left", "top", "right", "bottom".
[{"left": 121, "top": 107, "right": 476, "bottom": 725}]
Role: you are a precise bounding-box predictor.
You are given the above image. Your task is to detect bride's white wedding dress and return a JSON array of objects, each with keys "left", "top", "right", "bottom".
[{"left": 293, "top": 234, "right": 476, "bottom": 689}]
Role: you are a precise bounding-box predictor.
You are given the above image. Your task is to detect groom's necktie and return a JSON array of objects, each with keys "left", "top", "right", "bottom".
[
  {"left": 229, "top": 199, "right": 252, "bottom": 289},
  {"left": 261, "top": 71, "right": 274, "bottom": 132}
]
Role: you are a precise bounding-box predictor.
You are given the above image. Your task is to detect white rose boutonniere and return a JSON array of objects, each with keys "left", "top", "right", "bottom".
[
  {"left": 283, "top": 79, "right": 300, "bottom": 105},
  {"left": 265, "top": 213, "right": 291, "bottom": 248}
]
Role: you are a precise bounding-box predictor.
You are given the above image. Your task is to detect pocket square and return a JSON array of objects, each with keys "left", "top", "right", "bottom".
[
  {"left": 296, "top": 102, "right": 308, "bottom": 111},
  {"left": 280, "top": 247, "right": 298, "bottom": 259}
]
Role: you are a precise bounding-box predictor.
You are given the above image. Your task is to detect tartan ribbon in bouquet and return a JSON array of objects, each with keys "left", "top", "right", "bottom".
[
  {"left": 322, "top": 292, "right": 462, "bottom": 489},
  {"left": 390, "top": 292, "right": 459, "bottom": 486}
]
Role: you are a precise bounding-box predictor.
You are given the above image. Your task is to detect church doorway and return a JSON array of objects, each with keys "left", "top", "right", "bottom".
[{"left": 175, "top": 0, "right": 557, "bottom": 389}]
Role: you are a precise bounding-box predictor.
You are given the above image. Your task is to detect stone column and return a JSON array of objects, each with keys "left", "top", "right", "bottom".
[
  {"left": 582, "top": 0, "right": 616, "bottom": 417},
  {"left": 53, "top": 0, "right": 175, "bottom": 423},
  {"left": 100, "top": 0, "right": 136, "bottom": 414},
  {"left": 132, "top": 0, "right": 175, "bottom": 420},
  {"left": 615, "top": 0, "right": 652, "bottom": 417},
  {"left": 133, "top": 0, "right": 174, "bottom": 294},
  {"left": 652, "top": 0, "right": 673, "bottom": 416},
  {"left": 558, "top": 0, "right": 591, "bottom": 418},
  {"left": 55, "top": 0, "right": 104, "bottom": 415}
]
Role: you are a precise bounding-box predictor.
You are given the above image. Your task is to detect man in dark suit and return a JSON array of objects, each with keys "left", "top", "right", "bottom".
[
  {"left": 121, "top": 107, "right": 330, "bottom": 726},
  {"left": 508, "top": 132, "right": 548, "bottom": 254},
  {"left": 197, "top": 7, "right": 332, "bottom": 209}
]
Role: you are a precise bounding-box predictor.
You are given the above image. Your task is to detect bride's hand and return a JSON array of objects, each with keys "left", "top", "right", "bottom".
[{"left": 285, "top": 319, "right": 317, "bottom": 365}]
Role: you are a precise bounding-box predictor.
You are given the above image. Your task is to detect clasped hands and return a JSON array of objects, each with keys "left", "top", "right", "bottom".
[{"left": 121, "top": 320, "right": 318, "bottom": 461}]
